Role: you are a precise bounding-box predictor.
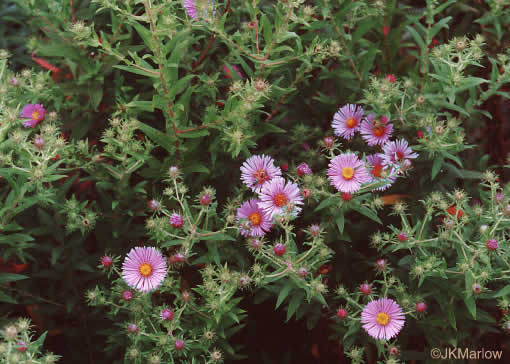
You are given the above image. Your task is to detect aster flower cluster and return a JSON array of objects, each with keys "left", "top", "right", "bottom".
[
  {"left": 328, "top": 104, "right": 418, "bottom": 194},
  {"left": 0, "top": 318, "right": 60, "bottom": 364},
  {"left": 238, "top": 154, "right": 303, "bottom": 237}
]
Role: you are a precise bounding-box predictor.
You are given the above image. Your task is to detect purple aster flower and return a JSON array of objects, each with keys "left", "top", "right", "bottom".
[
  {"left": 160, "top": 308, "right": 174, "bottom": 321},
  {"left": 236, "top": 199, "right": 272, "bottom": 237},
  {"left": 258, "top": 177, "right": 303, "bottom": 218},
  {"left": 327, "top": 153, "right": 371, "bottom": 194},
  {"left": 170, "top": 213, "right": 184, "bottom": 228},
  {"left": 240, "top": 154, "right": 282, "bottom": 193},
  {"left": 183, "top": 0, "right": 216, "bottom": 20},
  {"left": 366, "top": 154, "right": 396, "bottom": 191},
  {"left": 361, "top": 298, "right": 405, "bottom": 340},
  {"left": 332, "top": 104, "right": 364, "bottom": 140},
  {"left": 20, "top": 104, "right": 46, "bottom": 128},
  {"left": 360, "top": 115, "right": 393, "bottom": 146},
  {"left": 296, "top": 163, "right": 312, "bottom": 176},
  {"left": 121, "top": 247, "right": 167, "bottom": 293},
  {"left": 382, "top": 139, "right": 419, "bottom": 166}
]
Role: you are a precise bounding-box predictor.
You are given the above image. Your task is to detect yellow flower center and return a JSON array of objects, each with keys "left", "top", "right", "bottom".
[
  {"left": 249, "top": 212, "right": 262, "bottom": 226},
  {"left": 376, "top": 312, "right": 390, "bottom": 326},
  {"left": 346, "top": 117, "right": 358, "bottom": 128},
  {"left": 139, "top": 263, "right": 153, "bottom": 277},
  {"left": 342, "top": 167, "right": 354, "bottom": 180},
  {"left": 32, "top": 111, "right": 41, "bottom": 120},
  {"left": 273, "top": 193, "right": 288, "bottom": 207}
]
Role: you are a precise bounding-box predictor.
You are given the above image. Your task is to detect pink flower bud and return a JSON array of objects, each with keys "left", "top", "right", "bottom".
[
  {"left": 360, "top": 283, "right": 371, "bottom": 295},
  {"left": 175, "top": 339, "right": 184, "bottom": 350},
  {"left": 336, "top": 308, "right": 347, "bottom": 319},
  {"left": 415, "top": 302, "right": 427, "bottom": 312},
  {"left": 385, "top": 74, "right": 396, "bottom": 83},
  {"left": 101, "top": 255, "right": 113, "bottom": 267},
  {"left": 122, "top": 290, "right": 133, "bottom": 301},
  {"left": 273, "top": 243, "right": 286, "bottom": 256},
  {"left": 486, "top": 239, "right": 498, "bottom": 251}
]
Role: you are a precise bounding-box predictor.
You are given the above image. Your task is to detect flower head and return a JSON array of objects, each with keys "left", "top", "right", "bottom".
[
  {"left": 327, "top": 153, "right": 371, "bottom": 193},
  {"left": 258, "top": 177, "right": 303, "bottom": 218},
  {"left": 366, "top": 154, "right": 396, "bottom": 191},
  {"left": 170, "top": 213, "right": 184, "bottom": 228},
  {"left": 160, "top": 308, "right": 174, "bottom": 321},
  {"left": 332, "top": 104, "right": 364, "bottom": 140},
  {"left": 361, "top": 298, "right": 405, "bottom": 340},
  {"left": 236, "top": 199, "right": 272, "bottom": 237},
  {"left": 20, "top": 104, "right": 46, "bottom": 128},
  {"left": 240, "top": 155, "right": 282, "bottom": 193},
  {"left": 360, "top": 115, "right": 393, "bottom": 146},
  {"left": 122, "top": 247, "right": 167, "bottom": 293},
  {"left": 184, "top": 0, "right": 216, "bottom": 20},
  {"left": 296, "top": 163, "right": 312, "bottom": 176},
  {"left": 382, "top": 139, "right": 418, "bottom": 166}
]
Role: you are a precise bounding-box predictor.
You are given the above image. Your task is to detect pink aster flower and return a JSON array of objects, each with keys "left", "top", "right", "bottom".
[
  {"left": 332, "top": 104, "right": 364, "bottom": 140},
  {"left": 327, "top": 153, "right": 371, "bottom": 194},
  {"left": 360, "top": 115, "right": 393, "bottom": 146},
  {"left": 240, "top": 155, "right": 282, "bottom": 193},
  {"left": 296, "top": 163, "right": 312, "bottom": 176},
  {"left": 20, "top": 104, "right": 46, "bottom": 128},
  {"left": 236, "top": 199, "right": 272, "bottom": 237},
  {"left": 183, "top": 0, "right": 215, "bottom": 20},
  {"left": 361, "top": 298, "right": 405, "bottom": 340},
  {"left": 258, "top": 177, "right": 303, "bottom": 218},
  {"left": 382, "top": 139, "right": 419, "bottom": 166},
  {"left": 366, "top": 154, "right": 396, "bottom": 191},
  {"left": 122, "top": 247, "right": 167, "bottom": 293}
]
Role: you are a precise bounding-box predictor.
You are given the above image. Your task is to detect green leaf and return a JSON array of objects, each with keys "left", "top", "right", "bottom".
[
  {"left": 493, "top": 285, "right": 510, "bottom": 298},
  {"left": 0, "top": 273, "right": 29, "bottom": 284},
  {"left": 261, "top": 14, "right": 272, "bottom": 47},
  {"left": 178, "top": 129, "right": 210, "bottom": 138},
  {"left": 276, "top": 284, "right": 292, "bottom": 309},
  {"left": 183, "top": 164, "right": 210, "bottom": 174},
  {"left": 465, "top": 295, "right": 476, "bottom": 319},
  {"left": 207, "top": 242, "right": 221, "bottom": 265},
  {"left": 0, "top": 291, "right": 17, "bottom": 304},
  {"left": 88, "top": 84, "right": 103, "bottom": 110},
  {"left": 429, "top": 16, "right": 452, "bottom": 39},
  {"left": 406, "top": 25, "right": 425, "bottom": 50},
  {"left": 286, "top": 291, "right": 304, "bottom": 321},
  {"left": 351, "top": 205, "right": 382, "bottom": 224},
  {"left": 336, "top": 215, "right": 345, "bottom": 234},
  {"left": 448, "top": 305, "right": 457, "bottom": 330},
  {"left": 136, "top": 122, "right": 175, "bottom": 153},
  {"left": 0, "top": 234, "right": 34, "bottom": 244},
  {"left": 199, "top": 233, "right": 236, "bottom": 241},
  {"left": 113, "top": 65, "right": 159, "bottom": 78},
  {"left": 314, "top": 197, "right": 337, "bottom": 213},
  {"left": 431, "top": 157, "right": 443, "bottom": 180}
]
